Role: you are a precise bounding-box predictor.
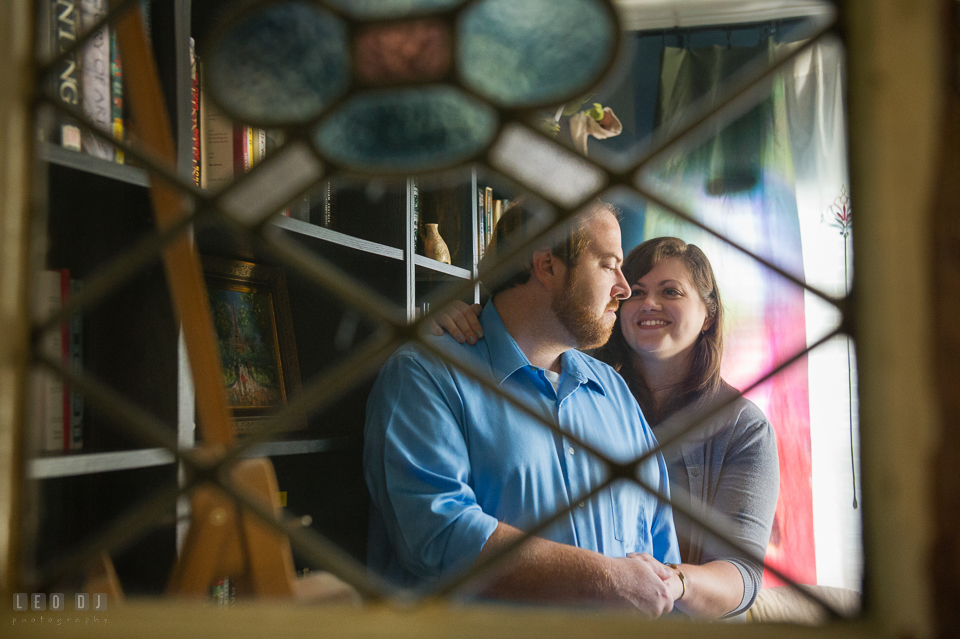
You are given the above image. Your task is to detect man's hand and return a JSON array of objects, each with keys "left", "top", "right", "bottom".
[
  {"left": 609, "top": 553, "right": 677, "bottom": 618},
  {"left": 478, "top": 523, "right": 679, "bottom": 615},
  {"left": 425, "top": 300, "right": 484, "bottom": 344}
]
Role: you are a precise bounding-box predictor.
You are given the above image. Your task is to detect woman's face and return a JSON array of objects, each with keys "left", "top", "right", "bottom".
[{"left": 619, "top": 257, "right": 712, "bottom": 367}]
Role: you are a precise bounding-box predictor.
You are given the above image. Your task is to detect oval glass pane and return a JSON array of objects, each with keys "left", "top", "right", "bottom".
[
  {"left": 458, "top": 0, "right": 617, "bottom": 107},
  {"left": 315, "top": 86, "right": 498, "bottom": 173},
  {"left": 325, "top": 0, "right": 464, "bottom": 19},
  {"left": 207, "top": 2, "right": 349, "bottom": 126}
]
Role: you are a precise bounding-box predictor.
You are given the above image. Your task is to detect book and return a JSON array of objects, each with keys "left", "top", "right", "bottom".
[
  {"left": 476, "top": 188, "right": 485, "bottom": 261},
  {"left": 80, "top": 0, "right": 114, "bottom": 161},
  {"left": 52, "top": 0, "right": 82, "bottom": 151},
  {"left": 252, "top": 127, "right": 266, "bottom": 167},
  {"left": 198, "top": 63, "right": 267, "bottom": 192},
  {"left": 232, "top": 122, "right": 249, "bottom": 177},
  {"left": 31, "top": 269, "right": 69, "bottom": 452},
  {"left": 190, "top": 39, "right": 199, "bottom": 184},
  {"left": 412, "top": 180, "right": 420, "bottom": 254},
  {"left": 109, "top": 28, "right": 123, "bottom": 163},
  {"left": 484, "top": 187, "right": 494, "bottom": 249},
  {"left": 198, "top": 61, "right": 233, "bottom": 191},
  {"left": 68, "top": 278, "right": 84, "bottom": 450}
]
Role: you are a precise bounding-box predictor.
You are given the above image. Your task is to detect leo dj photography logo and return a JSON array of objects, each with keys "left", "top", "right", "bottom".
[{"left": 12, "top": 593, "right": 109, "bottom": 628}]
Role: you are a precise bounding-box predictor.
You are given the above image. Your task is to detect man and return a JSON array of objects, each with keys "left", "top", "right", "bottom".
[{"left": 364, "top": 202, "right": 681, "bottom": 616}]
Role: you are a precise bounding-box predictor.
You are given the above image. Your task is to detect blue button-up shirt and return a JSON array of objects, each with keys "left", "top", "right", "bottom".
[{"left": 364, "top": 301, "right": 679, "bottom": 588}]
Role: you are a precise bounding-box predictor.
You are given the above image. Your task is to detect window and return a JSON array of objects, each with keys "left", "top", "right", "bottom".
[{"left": 3, "top": 0, "right": 940, "bottom": 636}]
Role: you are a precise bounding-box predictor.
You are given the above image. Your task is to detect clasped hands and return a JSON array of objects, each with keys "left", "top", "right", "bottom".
[{"left": 617, "top": 552, "right": 685, "bottom": 618}]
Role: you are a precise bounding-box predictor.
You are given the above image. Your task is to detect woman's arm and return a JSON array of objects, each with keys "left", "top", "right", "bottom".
[
  {"left": 687, "top": 401, "right": 780, "bottom": 618},
  {"left": 668, "top": 560, "right": 745, "bottom": 618}
]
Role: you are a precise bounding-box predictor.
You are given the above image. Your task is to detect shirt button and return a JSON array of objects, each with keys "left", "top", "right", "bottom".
[
  {"left": 691, "top": 468, "right": 701, "bottom": 477},
  {"left": 568, "top": 447, "right": 575, "bottom": 455},
  {"left": 578, "top": 501, "right": 585, "bottom": 509}
]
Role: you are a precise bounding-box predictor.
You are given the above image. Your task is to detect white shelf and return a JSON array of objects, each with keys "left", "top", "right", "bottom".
[
  {"left": 29, "top": 448, "right": 175, "bottom": 479},
  {"left": 40, "top": 143, "right": 151, "bottom": 187},
  {"left": 414, "top": 254, "right": 472, "bottom": 279},
  {"left": 272, "top": 216, "right": 404, "bottom": 261},
  {"left": 28, "top": 437, "right": 359, "bottom": 479},
  {"left": 246, "top": 437, "right": 356, "bottom": 457}
]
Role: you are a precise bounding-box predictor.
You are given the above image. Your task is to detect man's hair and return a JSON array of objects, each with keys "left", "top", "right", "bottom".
[{"left": 481, "top": 200, "right": 617, "bottom": 298}]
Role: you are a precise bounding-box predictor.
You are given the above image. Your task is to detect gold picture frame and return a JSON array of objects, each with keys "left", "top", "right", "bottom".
[{"left": 201, "top": 256, "right": 305, "bottom": 435}]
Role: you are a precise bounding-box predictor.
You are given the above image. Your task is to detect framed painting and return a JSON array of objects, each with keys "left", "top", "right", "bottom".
[{"left": 201, "top": 256, "right": 305, "bottom": 434}]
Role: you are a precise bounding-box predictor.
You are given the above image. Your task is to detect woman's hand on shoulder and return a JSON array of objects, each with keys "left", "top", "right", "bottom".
[{"left": 425, "top": 300, "right": 484, "bottom": 344}]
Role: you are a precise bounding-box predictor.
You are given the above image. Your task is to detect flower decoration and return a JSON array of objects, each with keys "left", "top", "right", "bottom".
[
  {"left": 568, "top": 102, "right": 622, "bottom": 155},
  {"left": 538, "top": 96, "right": 623, "bottom": 157},
  {"left": 203, "top": 0, "right": 620, "bottom": 174},
  {"left": 824, "top": 185, "right": 852, "bottom": 238}
]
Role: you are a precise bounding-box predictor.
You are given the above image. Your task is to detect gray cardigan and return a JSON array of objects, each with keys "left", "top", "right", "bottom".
[{"left": 654, "top": 381, "right": 780, "bottom": 618}]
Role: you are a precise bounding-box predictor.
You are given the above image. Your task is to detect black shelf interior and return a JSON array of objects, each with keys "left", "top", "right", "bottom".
[
  {"left": 417, "top": 177, "right": 475, "bottom": 273},
  {"left": 34, "top": 464, "right": 178, "bottom": 595},
  {"left": 274, "top": 447, "right": 369, "bottom": 567},
  {"left": 321, "top": 177, "right": 408, "bottom": 251},
  {"left": 45, "top": 164, "right": 179, "bottom": 453}
]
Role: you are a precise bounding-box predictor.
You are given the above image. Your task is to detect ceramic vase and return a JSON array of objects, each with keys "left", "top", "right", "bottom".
[{"left": 422, "top": 223, "right": 452, "bottom": 264}]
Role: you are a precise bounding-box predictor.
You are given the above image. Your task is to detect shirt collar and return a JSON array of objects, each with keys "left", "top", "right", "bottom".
[
  {"left": 479, "top": 300, "right": 532, "bottom": 385},
  {"left": 480, "top": 300, "right": 608, "bottom": 396},
  {"left": 560, "top": 349, "right": 608, "bottom": 396}
]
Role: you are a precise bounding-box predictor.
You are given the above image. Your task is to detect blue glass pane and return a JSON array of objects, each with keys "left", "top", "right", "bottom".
[
  {"left": 325, "top": 0, "right": 464, "bottom": 19},
  {"left": 315, "top": 86, "right": 498, "bottom": 172},
  {"left": 208, "top": 2, "right": 349, "bottom": 125},
  {"left": 458, "top": 0, "right": 616, "bottom": 107}
]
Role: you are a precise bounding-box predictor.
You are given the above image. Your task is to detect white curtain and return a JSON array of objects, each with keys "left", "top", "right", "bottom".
[{"left": 783, "top": 36, "right": 862, "bottom": 591}]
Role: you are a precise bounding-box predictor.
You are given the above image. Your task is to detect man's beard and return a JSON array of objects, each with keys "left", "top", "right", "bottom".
[{"left": 551, "top": 267, "right": 619, "bottom": 350}]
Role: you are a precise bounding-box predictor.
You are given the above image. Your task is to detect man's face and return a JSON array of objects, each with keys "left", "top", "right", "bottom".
[{"left": 551, "top": 211, "right": 631, "bottom": 350}]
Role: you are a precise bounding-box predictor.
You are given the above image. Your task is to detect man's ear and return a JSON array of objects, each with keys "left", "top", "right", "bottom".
[{"left": 531, "top": 249, "right": 564, "bottom": 291}]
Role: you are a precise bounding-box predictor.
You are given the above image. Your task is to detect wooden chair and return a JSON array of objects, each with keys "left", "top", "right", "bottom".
[{"left": 115, "top": 6, "right": 358, "bottom": 605}]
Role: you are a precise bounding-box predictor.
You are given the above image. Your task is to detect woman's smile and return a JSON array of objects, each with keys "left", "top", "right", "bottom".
[{"left": 620, "top": 257, "right": 711, "bottom": 365}]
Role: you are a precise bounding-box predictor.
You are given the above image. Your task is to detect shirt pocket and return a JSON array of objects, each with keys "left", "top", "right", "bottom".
[{"left": 610, "top": 483, "right": 650, "bottom": 552}]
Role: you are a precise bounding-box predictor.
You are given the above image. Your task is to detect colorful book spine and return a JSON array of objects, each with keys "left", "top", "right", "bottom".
[
  {"left": 492, "top": 199, "right": 503, "bottom": 237},
  {"left": 109, "top": 28, "right": 124, "bottom": 163},
  {"left": 484, "top": 187, "right": 494, "bottom": 249},
  {"left": 79, "top": 0, "right": 113, "bottom": 160},
  {"left": 232, "top": 123, "right": 247, "bottom": 178},
  {"left": 252, "top": 128, "right": 266, "bottom": 167},
  {"left": 53, "top": 0, "right": 82, "bottom": 151},
  {"left": 190, "top": 39, "right": 199, "bottom": 184},
  {"left": 476, "top": 188, "right": 485, "bottom": 261}
]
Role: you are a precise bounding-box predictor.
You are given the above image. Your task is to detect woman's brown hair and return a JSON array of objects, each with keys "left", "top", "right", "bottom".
[{"left": 593, "top": 236, "right": 724, "bottom": 424}]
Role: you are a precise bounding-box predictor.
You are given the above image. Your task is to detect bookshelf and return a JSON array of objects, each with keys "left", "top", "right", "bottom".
[{"left": 31, "top": 0, "right": 495, "bottom": 592}]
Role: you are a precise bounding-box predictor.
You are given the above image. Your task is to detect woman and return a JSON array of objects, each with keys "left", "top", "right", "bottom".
[{"left": 434, "top": 236, "right": 779, "bottom": 620}]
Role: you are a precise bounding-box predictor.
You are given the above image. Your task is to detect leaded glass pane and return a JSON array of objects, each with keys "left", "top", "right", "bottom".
[
  {"left": 458, "top": 0, "right": 617, "bottom": 107},
  {"left": 314, "top": 86, "right": 498, "bottom": 171},
  {"left": 207, "top": 1, "right": 349, "bottom": 125},
  {"left": 355, "top": 19, "right": 452, "bottom": 85}
]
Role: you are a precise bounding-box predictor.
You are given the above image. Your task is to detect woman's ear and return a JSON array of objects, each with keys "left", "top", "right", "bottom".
[{"left": 701, "top": 312, "right": 716, "bottom": 333}]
